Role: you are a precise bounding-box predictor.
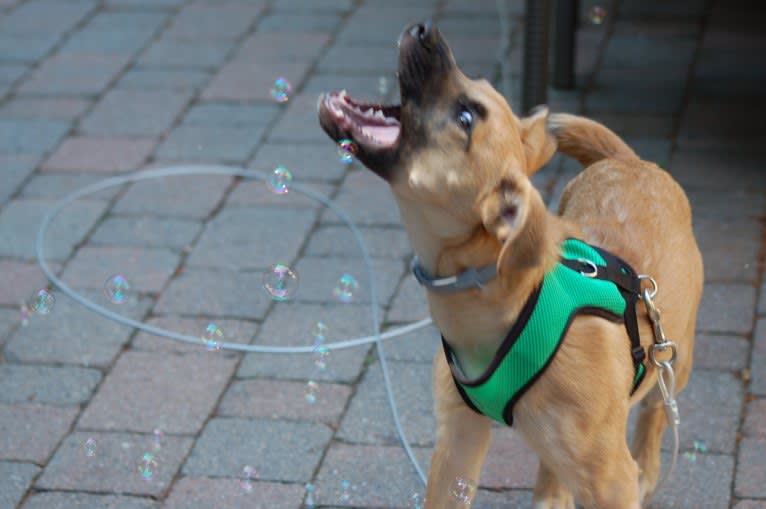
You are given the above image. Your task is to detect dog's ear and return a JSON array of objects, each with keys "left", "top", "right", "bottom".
[{"left": 519, "top": 106, "right": 557, "bottom": 176}]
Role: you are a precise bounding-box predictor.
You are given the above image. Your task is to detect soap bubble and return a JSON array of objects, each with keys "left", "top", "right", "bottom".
[
  {"left": 137, "top": 452, "right": 158, "bottom": 481},
  {"left": 337, "top": 139, "right": 358, "bottom": 164},
  {"left": 683, "top": 451, "right": 697, "bottom": 463},
  {"left": 450, "top": 477, "right": 476, "bottom": 505},
  {"left": 201, "top": 323, "right": 223, "bottom": 352},
  {"left": 267, "top": 165, "right": 293, "bottom": 194},
  {"left": 104, "top": 275, "right": 131, "bottom": 304},
  {"left": 693, "top": 439, "right": 707, "bottom": 453},
  {"left": 589, "top": 5, "right": 607, "bottom": 24},
  {"left": 30, "top": 289, "right": 54, "bottom": 315},
  {"left": 305, "top": 483, "right": 316, "bottom": 508},
  {"left": 407, "top": 492, "right": 425, "bottom": 509},
  {"left": 312, "top": 321, "right": 329, "bottom": 341},
  {"left": 19, "top": 302, "right": 31, "bottom": 326},
  {"left": 241, "top": 465, "right": 259, "bottom": 492},
  {"left": 84, "top": 438, "right": 97, "bottom": 457},
  {"left": 152, "top": 429, "right": 164, "bottom": 450},
  {"left": 305, "top": 380, "right": 319, "bottom": 404},
  {"left": 270, "top": 77, "right": 292, "bottom": 103},
  {"left": 263, "top": 263, "right": 299, "bottom": 301},
  {"left": 340, "top": 479, "right": 351, "bottom": 501},
  {"left": 333, "top": 274, "right": 359, "bottom": 303},
  {"left": 378, "top": 76, "right": 389, "bottom": 96}
]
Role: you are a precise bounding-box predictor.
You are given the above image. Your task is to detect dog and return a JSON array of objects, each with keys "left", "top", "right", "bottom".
[{"left": 319, "top": 20, "right": 703, "bottom": 509}]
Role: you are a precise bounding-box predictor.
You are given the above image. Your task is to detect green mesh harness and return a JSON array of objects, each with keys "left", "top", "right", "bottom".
[{"left": 444, "top": 239, "right": 647, "bottom": 425}]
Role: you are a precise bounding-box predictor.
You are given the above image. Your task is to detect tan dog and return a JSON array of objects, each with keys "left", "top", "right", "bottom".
[{"left": 319, "top": 21, "right": 703, "bottom": 509}]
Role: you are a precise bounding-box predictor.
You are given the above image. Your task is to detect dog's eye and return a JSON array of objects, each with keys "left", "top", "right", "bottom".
[{"left": 457, "top": 107, "right": 474, "bottom": 132}]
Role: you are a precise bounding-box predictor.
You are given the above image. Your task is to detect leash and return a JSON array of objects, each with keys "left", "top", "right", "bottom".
[{"left": 638, "top": 275, "right": 681, "bottom": 498}]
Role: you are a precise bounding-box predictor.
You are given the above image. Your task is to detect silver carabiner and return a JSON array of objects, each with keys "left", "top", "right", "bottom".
[
  {"left": 638, "top": 274, "right": 658, "bottom": 299},
  {"left": 649, "top": 341, "right": 677, "bottom": 367}
]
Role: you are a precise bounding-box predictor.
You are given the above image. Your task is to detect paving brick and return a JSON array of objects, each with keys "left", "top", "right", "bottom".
[
  {"left": 736, "top": 438, "right": 766, "bottom": 498},
  {"left": 696, "top": 283, "right": 756, "bottom": 334},
  {"left": 4, "top": 290, "right": 152, "bottom": 367},
  {"left": 90, "top": 216, "right": 201, "bottom": 250},
  {"left": 107, "top": 0, "right": 182, "bottom": 6},
  {"left": 79, "top": 351, "right": 237, "bottom": 433},
  {"left": 21, "top": 492, "right": 159, "bottom": 509},
  {"left": 257, "top": 12, "right": 342, "bottom": 33},
  {"left": 0, "top": 0, "right": 96, "bottom": 36},
  {"left": 0, "top": 153, "right": 39, "bottom": 202},
  {"left": 375, "top": 323, "right": 440, "bottom": 364},
  {"left": 650, "top": 452, "right": 734, "bottom": 509},
  {"left": 43, "top": 136, "right": 155, "bottom": 173},
  {"left": 183, "top": 417, "right": 332, "bottom": 481},
  {"left": 602, "top": 34, "right": 697, "bottom": 69},
  {"left": 439, "top": 15, "right": 502, "bottom": 37},
  {"left": 677, "top": 99, "right": 765, "bottom": 150},
  {"left": 61, "top": 246, "right": 180, "bottom": 293},
  {"left": 587, "top": 68, "right": 687, "bottom": 115},
  {"left": 163, "top": 477, "right": 305, "bottom": 509},
  {"left": 734, "top": 502, "right": 766, "bottom": 509},
  {"left": 687, "top": 188, "right": 766, "bottom": 220},
  {"left": 36, "top": 431, "right": 193, "bottom": 497},
  {"left": 182, "top": 102, "right": 280, "bottom": 127},
  {"left": 693, "top": 217, "right": 761, "bottom": 283},
  {"left": 202, "top": 60, "right": 311, "bottom": 102},
  {"left": 80, "top": 9, "right": 169, "bottom": 32},
  {"left": 0, "top": 364, "right": 101, "bottom": 404},
  {"left": 112, "top": 175, "right": 232, "bottom": 219},
  {"left": 693, "top": 333, "right": 750, "bottom": 371},
  {"left": 589, "top": 113, "right": 676, "bottom": 139},
  {"left": 0, "top": 118, "right": 71, "bottom": 154},
  {"left": 131, "top": 316, "right": 258, "bottom": 354},
  {"left": 0, "top": 61, "right": 29, "bottom": 86},
  {"left": 671, "top": 369, "right": 742, "bottom": 454},
  {"left": 271, "top": 0, "right": 353, "bottom": 11},
  {"left": 0, "top": 96, "right": 91, "bottom": 120},
  {"left": 19, "top": 53, "right": 131, "bottom": 96},
  {"left": 0, "top": 461, "right": 40, "bottom": 509},
  {"left": 334, "top": 6, "right": 433, "bottom": 45},
  {"left": 321, "top": 170, "right": 402, "bottom": 226},
  {"left": 313, "top": 443, "right": 430, "bottom": 507},
  {"left": 751, "top": 319, "right": 766, "bottom": 396},
  {"left": 0, "top": 308, "right": 18, "bottom": 347},
  {"left": 249, "top": 142, "right": 349, "bottom": 182},
  {"left": 744, "top": 398, "right": 766, "bottom": 438},
  {"left": 0, "top": 198, "right": 109, "bottom": 261},
  {"left": 472, "top": 490, "right": 535, "bottom": 509},
  {"left": 304, "top": 225, "right": 411, "bottom": 259},
  {"left": 236, "top": 302, "right": 373, "bottom": 383},
  {"left": 116, "top": 68, "right": 211, "bottom": 92},
  {"left": 218, "top": 379, "right": 351, "bottom": 424},
  {"left": 318, "top": 45, "right": 398, "bottom": 75},
  {"left": 387, "top": 274, "right": 430, "bottom": 324},
  {"left": 137, "top": 38, "right": 236, "bottom": 70},
  {"left": 155, "top": 124, "right": 268, "bottom": 164},
  {"left": 59, "top": 27, "right": 158, "bottom": 55},
  {"left": 0, "top": 403, "right": 79, "bottom": 463},
  {"left": 186, "top": 207, "right": 316, "bottom": 270},
  {"left": 80, "top": 89, "right": 193, "bottom": 137},
  {"left": 20, "top": 173, "right": 124, "bottom": 201},
  {"left": 164, "top": 1, "right": 266, "bottom": 40},
  {"left": 0, "top": 260, "right": 55, "bottom": 306},
  {"left": 0, "top": 33, "right": 60, "bottom": 63},
  {"left": 338, "top": 359, "right": 435, "bottom": 446},
  {"left": 480, "top": 428, "right": 537, "bottom": 489},
  {"left": 291, "top": 256, "right": 404, "bottom": 305},
  {"left": 234, "top": 32, "right": 331, "bottom": 64},
  {"left": 670, "top": 150, "right": 766, "bottom": 193},
  {"left": 303, "top": 72, "right": 393, "bottom": 104},
  {"left": 268, "top": 92, "right": 336, "bottom": 143},
  {"left": 226, "top": 179, "right": 334, "bottom": 209},
  {"left": 153, "top": 269, "right": 272, "bottom": 319}
]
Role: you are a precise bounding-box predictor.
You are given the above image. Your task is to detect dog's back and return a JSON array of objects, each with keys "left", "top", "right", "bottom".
[{"left": 549, "top": 113, "right": 703, "bottom": 404}]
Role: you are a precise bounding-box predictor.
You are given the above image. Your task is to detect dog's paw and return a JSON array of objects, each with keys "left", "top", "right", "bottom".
[{"left": 532, "top": 495, "right": 576, "bottom": 509}]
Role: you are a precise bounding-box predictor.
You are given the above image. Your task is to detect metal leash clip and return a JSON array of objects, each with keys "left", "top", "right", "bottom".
[{"left": 638, "top": 274, "right": 681, "bottom": 496}]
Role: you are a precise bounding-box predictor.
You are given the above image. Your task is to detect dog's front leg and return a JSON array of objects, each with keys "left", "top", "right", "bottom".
[{"left": 425, "top": 352, "right": 493, "bottom": 508}]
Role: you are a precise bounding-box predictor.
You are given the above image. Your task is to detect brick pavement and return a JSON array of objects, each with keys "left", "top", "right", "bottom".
[{"left": 0, "top": 0, "right": 764, "bottom": 508}]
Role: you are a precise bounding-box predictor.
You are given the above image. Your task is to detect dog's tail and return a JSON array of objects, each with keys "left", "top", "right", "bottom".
[{"left": 548, "top": 113, "right": 639, "bottom": 167}]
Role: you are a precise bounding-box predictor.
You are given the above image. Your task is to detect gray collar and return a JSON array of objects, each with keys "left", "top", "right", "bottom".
[{"left": 411, "top": 256, "right": 497, "bottom": 293}]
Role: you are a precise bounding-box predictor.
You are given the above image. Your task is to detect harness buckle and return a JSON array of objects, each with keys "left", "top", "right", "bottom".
[{"left": 577, "top": 258, "right": 598, "bottom": 278}]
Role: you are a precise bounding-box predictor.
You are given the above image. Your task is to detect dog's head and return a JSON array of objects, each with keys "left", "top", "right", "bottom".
[{"left": 319, "top": 21, "right": 556, "bottom": 264}]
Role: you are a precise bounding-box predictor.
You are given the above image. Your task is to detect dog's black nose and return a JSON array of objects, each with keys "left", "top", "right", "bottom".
[{"left": 410, "top": 19, "right": 434, "bottom": 47}]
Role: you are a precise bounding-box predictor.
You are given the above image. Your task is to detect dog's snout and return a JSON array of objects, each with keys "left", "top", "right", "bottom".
[{"left": 410, "top": 19, "right": 434, "bottom": 47}]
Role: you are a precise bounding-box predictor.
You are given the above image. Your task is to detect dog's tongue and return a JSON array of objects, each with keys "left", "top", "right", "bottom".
[{"left": 361, "top": 125, "right": 399, "bottom": 145}]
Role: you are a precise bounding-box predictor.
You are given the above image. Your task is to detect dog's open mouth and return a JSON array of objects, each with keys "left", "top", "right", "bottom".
[{"left": 319, "top": 90, "right": 401, "bottom": 171}]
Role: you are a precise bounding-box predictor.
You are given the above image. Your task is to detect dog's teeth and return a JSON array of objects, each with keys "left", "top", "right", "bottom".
[{"left": 374, "top": 110, "right": 386, "bottom": 120}]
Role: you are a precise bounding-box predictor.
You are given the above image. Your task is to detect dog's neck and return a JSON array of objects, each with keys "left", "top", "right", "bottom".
[{"left": 399, "top": 192, "right": 572, "bottom": 378}]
